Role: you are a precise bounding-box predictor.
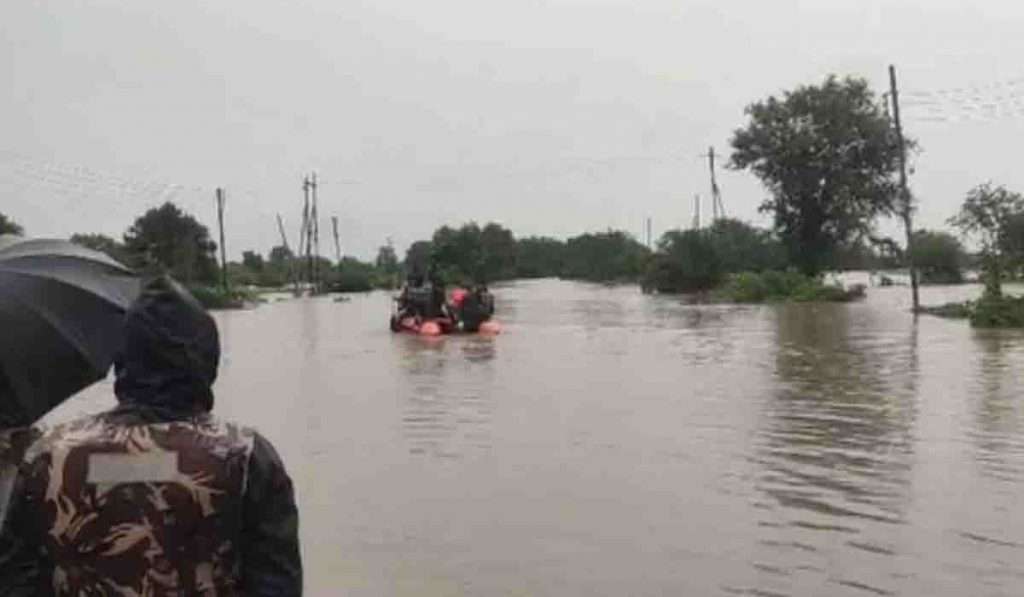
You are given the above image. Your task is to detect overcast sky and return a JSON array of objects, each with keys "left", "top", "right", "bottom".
[{"left": 3, "top": 0, "right": 1024, "bottom": 260}]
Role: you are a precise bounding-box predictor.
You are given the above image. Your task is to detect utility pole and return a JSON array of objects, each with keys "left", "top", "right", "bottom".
[
  {"left": 332, "top": 216, "right": 342, "bottom": 263},
  {"left": 310, "top": 172, "right": 320, "bottom": 293},
  {"left": 693, "top": 194, "right": 702, "bottom": 230},
  {"left": 303, "top": 175, "right": 313, "bottom": 290},
  {"left": 705, "top": 146, "right": 725, "bottom": 221},
  {"left": 889, "top": 64, "right": 920, "bottom": 313},
  {"left": 215, "top": 188, "right": 228, "bottom": 292},
  {"left": 300, "top": 176, "right": 310, "bottom": 289},
  {"left": 277, "top": 213, "right": 299, "bottom": 295},
  {"left": 645, "top": 217, "right": 652, "bottom": 249}
]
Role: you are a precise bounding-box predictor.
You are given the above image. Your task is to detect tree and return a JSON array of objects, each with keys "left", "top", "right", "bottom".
[
  {"left": 644, "top": 229, "right": 723, "bottom": 293},
  {"left": 432, "top": 224, "right": 484, "bottom": 283},
  {"left": 332, "top": 257, "right": 377, "bottom": 292},
  {"left": 910, "top": 230, "right": 964, "bottom": 284},
  {"left": 730, "top": 75, "right": 904, "bottom": 276},
  {"left": 123, "top": 202, "right": 218, "bottom": 284},
  {"left": 516, "top": 237, "right": 566, "bottom": 278},
  {"left": 375, "top": 243, "right": 400, "bottom": 274},
  {"left": 949, "top": 183, "right": 1024, "bottom": 297},
  {"left": 268, "top": 245, "right": 293, "bottom": 265},
  {"left": 562, "top": 230, "right": 650, "bottom": 282},
  {"left": 707, "top": 218, "right": 787, "bottom": 273},
  {"left": 0, "top": 213, "right": 23, "bottom": 236},
  {"left": 479, "top": 223, "right": 518, "bottom": 281},
  {"left": 241, "top": 250, "right": 265, "bottom": 272}
]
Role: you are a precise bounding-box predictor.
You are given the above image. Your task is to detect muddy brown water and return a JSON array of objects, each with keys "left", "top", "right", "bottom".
[{"left": 55, "top": 278, "right": 1024, "bottom": 596}]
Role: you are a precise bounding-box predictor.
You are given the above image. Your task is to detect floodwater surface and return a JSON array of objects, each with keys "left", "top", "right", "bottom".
[{"left": 59, "top": 279, "right": 1024, "bottom": 596}]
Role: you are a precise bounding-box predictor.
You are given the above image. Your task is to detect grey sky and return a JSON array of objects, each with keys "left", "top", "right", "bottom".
[{"left": 3, "top": 0, "right": 1024, "bottom": 260}]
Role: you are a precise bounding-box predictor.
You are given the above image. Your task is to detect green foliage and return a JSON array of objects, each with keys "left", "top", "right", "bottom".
[
  {"left": 430, "top": 222, "right": 518, "bottom": 284},
  {"left": 949, "top": 183, "right": 1024, "bottom": 297},
  {"left": 123, "top": 202, "right": 218, "bottom": 284},
  {"left": 644, "top": 229, "right": 722, "bottom": 293},
  {"left": 707, "top": 219, "right": 787, "bottom": 272},
  {"left": 917, "top": 302, "right": 972, "bottom": 319},
  {"left": 241, "top": 250, "right": 264, "bottom": 272},
  {"left": 730, "top": 75, "right": 904, "bottom": 276},
  {"left": 330, "top": 257, "right": 377, "bottom": 292},
  {"left": 0, "top": 213, "right": 23, "bottom": 236},
  {"left": 188, "top": 285, "right": 259, "bottom": 310},
  {"left": 515, "top": 236, "right": 566, "bottom": 278},
  {"left": 918, "top": 295, "right": 1024, "bottom": 327},
  {"left": 715, "top": 271, "right": 860, "bottom": 303},
  {"left": 375, "top": 243, "right": 400, "bottom": 274},
  {"left": 70, "top": 233, "right": 131, "bottom": 266},
  {"left": 970, "top": 294, "right": 1024, "bottom": 328},
  {"left": 910, "top": 230, "right": 964, "bottom": 284},
  {"left": 562, "top": 230, "right": 650, "bottom": 282},
  {"left": 643, "top": 220, "right": 786, "bottom": 293}
]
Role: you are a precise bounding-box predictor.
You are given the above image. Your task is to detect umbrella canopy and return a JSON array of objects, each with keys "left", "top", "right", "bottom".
[{"left": 0, "top": 236, "right": 140, "bottom": 427}]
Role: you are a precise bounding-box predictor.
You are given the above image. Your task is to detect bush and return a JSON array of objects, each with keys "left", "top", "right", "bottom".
[
  {"left": 970, "top": 294, "right": 1024, "bottom": 328},
  {"left": 713, "top": 271, "right": 862, "bottom": 304},
  {"left": 911, "top": 230, "right": 965, "bottom": 285},
  {"left": 643, "top": 230, "right": 722, "bottom": 293},
  {"left": 188, "top": 286, "right": 259, "bottom": 310},
  {"left": 332, "top": 269, "right": 374, "bottom": 292},
  {"left": 917, "top": 302, "right": 972, "bottom": 319}
]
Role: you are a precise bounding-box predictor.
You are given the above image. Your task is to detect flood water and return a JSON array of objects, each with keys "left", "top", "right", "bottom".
[{"left": 57, "top": 278, "right": 1024, "bottom": 596}]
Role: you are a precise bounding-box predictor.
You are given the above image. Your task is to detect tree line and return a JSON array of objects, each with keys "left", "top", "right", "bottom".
[{"left": 7, "top": 73, "right": 1024, "bottom": 305}]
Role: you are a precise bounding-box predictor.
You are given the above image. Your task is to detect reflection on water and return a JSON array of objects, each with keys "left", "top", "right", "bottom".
[
  {"left": 743, "top": 304, "right": 919, "bottom": 596},
  {"left": 396, "top": 336, "right": 496, "bottom": 458},
  {"left": 48, "top": 279, "right": 1024, "bottom": 596}
]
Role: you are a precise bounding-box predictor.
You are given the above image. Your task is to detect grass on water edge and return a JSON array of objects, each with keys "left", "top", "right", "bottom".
[{"left": 918, "top": 294, "right": 1024, "bottom": 328}]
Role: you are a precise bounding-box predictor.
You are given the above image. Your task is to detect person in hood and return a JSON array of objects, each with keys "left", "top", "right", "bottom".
[{"left": 0, "top": 275, "right": 302, "bottom": 596}]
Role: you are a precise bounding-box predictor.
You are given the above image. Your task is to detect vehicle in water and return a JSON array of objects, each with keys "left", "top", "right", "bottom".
[{"left": 391, "top": 283, "right": 500, "bottom": 336}]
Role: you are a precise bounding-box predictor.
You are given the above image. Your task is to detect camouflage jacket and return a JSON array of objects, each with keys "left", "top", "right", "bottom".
[{"left": 0, "top": 406, "right": 302, "bottom": 596}]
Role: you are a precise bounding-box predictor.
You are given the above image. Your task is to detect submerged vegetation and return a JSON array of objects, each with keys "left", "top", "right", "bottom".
[{"left": 714, "top": 271, "right": 863, "bottom": 304}]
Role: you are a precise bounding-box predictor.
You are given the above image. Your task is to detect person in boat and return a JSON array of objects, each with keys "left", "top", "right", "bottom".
[
  {"left": 452, "top": 283, "right": 495, "bottom": 332},
  {"left": 395, "top": 269, "right": 449, "bottom": 321}
]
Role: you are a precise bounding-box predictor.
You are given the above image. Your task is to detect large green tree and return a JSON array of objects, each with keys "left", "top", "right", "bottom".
[
  {"left": 730, "top": 75, "right": 903, "bottom": 275},
  {"left": 562, "top": 230, "right": 649, "bottom": 282},
  {"left": 949, "top": 183, "right": 1024, "bottom": 297},
  {"left": 430, "top": 222, "right": 518, "bottom": 283},
  {"left": 706, "top": 218, "right": 787, "bottom": 273},
  {"left": 515, "top": 236, "right": 566, "bottom": 278},
  {"left": 0, "top": 213, "right": 23, "bottom": 236},
  {"left": 644, "top": 229, "right": 723, "bottom": 293},
  {"left": 375, "top": 242, "right": 400, "bottom": 274},
  {"left": 123, "top": 202, "right": 218, "bottom": 283},
  {"left": 910, "top": 230, "right": 964, "bottom": 284}
]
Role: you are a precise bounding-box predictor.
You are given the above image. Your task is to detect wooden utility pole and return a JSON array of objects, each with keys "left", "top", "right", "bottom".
[
  {"left": 303, "top": 176, "right": 313, "bottom": 289},
  {"left": 310, "top": 172, "right": 320, "bottom": 293},
  {"left": 277, "top": 213, "right": 300, "bottom": 295},
  {"left": 645, "top": 217, "right": 652, "bottom": 249},
  {"left": 332, "top": 216, "right": 342, "bottom": 263},
  {"left": 215, "top": 188, "right": 228, "bottom": 291},
  {"left": 693, "top": 194, "right": 701, "bottom": 229},
  {"left": 705, "top": 146, "right": 725, "bottom": 221},
  {"left": 889, "top": 64, "right": 920, "bottom": 312}
]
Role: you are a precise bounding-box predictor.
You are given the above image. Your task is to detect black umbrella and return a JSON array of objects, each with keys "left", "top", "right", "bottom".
[{"left": 0, "top": 236, "right": 140, "bottom": 427}]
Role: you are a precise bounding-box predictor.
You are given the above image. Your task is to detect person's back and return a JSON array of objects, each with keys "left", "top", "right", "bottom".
[{"left": 1, "top": 276, "right": 302, "bottom": 596}]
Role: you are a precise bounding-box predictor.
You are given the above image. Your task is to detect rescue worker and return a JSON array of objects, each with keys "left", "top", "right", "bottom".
[{"left": 0, "top": 276, "right": 302, "bottom": 595}]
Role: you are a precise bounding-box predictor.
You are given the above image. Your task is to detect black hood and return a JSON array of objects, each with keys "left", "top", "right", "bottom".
[{"left": 113, "top": 276, "right": 219, "bottom": 415}]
